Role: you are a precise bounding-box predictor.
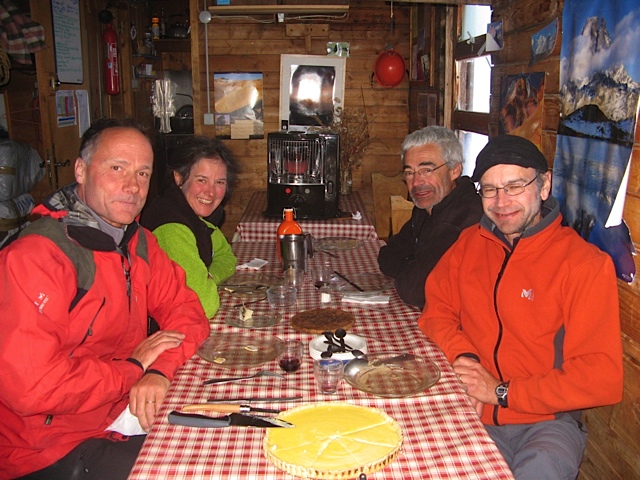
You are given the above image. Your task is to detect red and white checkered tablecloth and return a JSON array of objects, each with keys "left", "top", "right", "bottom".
[
  {"left": 129, "top": 241, "right": 514, "bottom": 480},
  {"left": 233, "top": 191, "right": 378, "bottom": 242}
]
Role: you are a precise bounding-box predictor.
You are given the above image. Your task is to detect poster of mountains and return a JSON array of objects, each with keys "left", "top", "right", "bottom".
[{"left": 552, "top": 0, "right": 639, "bottom": 282}]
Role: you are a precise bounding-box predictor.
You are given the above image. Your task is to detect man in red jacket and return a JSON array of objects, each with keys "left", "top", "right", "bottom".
[
  {"left": 419, "top": 135, "right": 623, "bottom": 479},
  {"left": 0, "top": 118, "right": 210, "bottom": 479}
]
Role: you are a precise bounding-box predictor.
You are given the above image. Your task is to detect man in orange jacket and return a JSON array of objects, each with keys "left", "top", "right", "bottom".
[{"left": 419, "top": 135, "right": 623, "bottom": 479}]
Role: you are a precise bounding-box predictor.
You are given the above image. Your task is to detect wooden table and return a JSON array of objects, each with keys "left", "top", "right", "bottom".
[
  {"left": 129, "top": 241, "right": 514, "bottom": 479},
  {"left": 232, "top": 191, "right": 378, "bottom": 242}
]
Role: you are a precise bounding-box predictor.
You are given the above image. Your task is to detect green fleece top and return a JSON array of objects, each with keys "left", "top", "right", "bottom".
[{"left": 151, "top": 220, "right": 236, "bottom": 318}]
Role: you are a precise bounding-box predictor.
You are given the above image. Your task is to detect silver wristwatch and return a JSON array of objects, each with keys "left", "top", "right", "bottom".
[{"left": 495, "top": 381, "right": 509, "bottom": 408}]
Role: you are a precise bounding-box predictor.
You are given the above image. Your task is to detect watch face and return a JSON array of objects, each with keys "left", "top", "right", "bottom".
[{"left": 496, "top": 382, "right": 509, "bottom": 407}]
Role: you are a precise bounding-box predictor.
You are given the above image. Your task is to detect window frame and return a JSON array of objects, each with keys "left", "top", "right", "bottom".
[{"left": 451, "top": 7, "right": 491, "bottom": 136}]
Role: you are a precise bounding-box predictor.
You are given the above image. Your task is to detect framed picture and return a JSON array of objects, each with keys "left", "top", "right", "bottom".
[
  {"left": 214, "top": 72, "right": 264, "bottom": 139},
  {"left": 279, "top": 54, "right": 346, "bottom": 132}
]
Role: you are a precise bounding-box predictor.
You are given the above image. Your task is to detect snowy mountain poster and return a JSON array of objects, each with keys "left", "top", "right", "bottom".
[{"left": 552, "top": 0, "right": 638, "bottom": 282}]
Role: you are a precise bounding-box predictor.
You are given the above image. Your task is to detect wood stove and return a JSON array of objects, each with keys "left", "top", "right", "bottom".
[{"left": 265, "top": 131, "right": 340, "bottom": 219}]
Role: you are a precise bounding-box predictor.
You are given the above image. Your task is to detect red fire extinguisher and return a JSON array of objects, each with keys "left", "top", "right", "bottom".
[{"left": 103, "top": 23, "right": 119, "bottom": 95}]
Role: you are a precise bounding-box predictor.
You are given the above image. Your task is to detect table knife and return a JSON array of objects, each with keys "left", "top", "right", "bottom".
[
  {"left": 206, "top": 396, "right": 302, "bottom": 403},
  {"left": 168, "top": 411, "right": 293, "bottom": 428},
  {"left": 333, "top": 270, "right": 365, "bottom": 292},
  {"left": 182, "top": 403, "right": 281, "bottom": 414}
]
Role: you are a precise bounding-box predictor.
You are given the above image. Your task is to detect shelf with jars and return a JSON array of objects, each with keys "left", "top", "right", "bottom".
[{"left": 132, "top": 53, "right": 160, "bottom": 80}]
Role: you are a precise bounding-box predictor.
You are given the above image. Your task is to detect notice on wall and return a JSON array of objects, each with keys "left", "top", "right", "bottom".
[
  {"left": 75, "top": 90, "right": 90, "bottom": 137},
  {"left": 56, "top": 90, "right": 77, "bottom": 127},
  {"left": 52, "top": 0, "right": 83, "bottom": 84}
]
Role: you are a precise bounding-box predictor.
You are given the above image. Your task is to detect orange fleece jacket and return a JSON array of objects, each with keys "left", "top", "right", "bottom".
[{"left": 419, "top": 201, "right": 623, "bottom": 426}]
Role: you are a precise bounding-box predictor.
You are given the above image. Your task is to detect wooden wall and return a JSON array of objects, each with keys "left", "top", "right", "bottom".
[
  {"left": 491, "top": 1, "right": 640, "bottom": 479},
  {"left": 188, "top": 0, "right": 412, "bottom": 239}
]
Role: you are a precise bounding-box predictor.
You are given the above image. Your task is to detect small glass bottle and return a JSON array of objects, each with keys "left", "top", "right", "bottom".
[
  {"left": 276, "top": 208, "right": 302, "bottom": 262},
  {"left": 319, "top": 285, "right": 332, "bottom": 304},
  {"left": 159, "top": 9, "right": 166, "bottom": 38}
]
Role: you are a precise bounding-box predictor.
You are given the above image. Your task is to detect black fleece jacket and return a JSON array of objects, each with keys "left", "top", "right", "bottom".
[{"left": 377, "top": 176, "right": 483, "bottom": 309}]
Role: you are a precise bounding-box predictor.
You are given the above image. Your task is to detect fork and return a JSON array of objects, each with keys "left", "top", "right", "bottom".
[{"left": 202, "top": 370, "right": 285, "bottom": 386}]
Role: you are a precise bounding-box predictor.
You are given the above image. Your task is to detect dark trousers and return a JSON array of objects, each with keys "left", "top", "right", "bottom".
[{"left": 16, "top": 435, "right": 146, "bottom": 480}]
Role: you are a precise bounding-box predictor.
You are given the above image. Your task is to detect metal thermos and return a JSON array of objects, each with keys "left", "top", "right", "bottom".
[
  {"left": 279, "top": 233, "right": 313, "bottom": 272},
  {"left": 276, "top": 207, "right": 302, "bottom": 262}
]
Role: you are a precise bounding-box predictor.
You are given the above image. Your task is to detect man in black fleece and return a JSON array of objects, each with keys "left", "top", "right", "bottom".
[{"left": 378, "top": 126, "right": 483, "bottom": 309}]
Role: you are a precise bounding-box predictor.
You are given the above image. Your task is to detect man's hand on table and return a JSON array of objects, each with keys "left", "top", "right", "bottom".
[
  {"left": 128, "top": 330, "right": 185, "bottom": 431},
  {"left": 130, "top": 373, "right": 170, "bottom": 431},
  {"left": 452, "top": 356, "right": 501, "bottom": 415}
]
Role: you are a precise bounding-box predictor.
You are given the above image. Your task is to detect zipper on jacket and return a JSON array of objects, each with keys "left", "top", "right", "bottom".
[
  {"left": 69, "top": 297, "right": 106, "bottom": 358},
  {"left": 492, "top": 248, "right": 511, "bottom": 426},
  {"left": 121, "top": 255, "right": 131, "bottom": 310},
  {"left": 54, "top": 297, "right": 106, "bottom": 424}
]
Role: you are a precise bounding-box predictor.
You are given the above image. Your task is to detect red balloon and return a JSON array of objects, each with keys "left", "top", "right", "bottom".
[{"left": 373, "top": 50, "right": 406, "bottom": 87}]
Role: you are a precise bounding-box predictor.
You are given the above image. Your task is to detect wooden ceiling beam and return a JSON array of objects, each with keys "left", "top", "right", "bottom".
[
  {"left": 395, "top": 1, "right": 491, "bottom": 5},
  {"left": 208, "top": 5, "right": 349, "bottom": 15}
]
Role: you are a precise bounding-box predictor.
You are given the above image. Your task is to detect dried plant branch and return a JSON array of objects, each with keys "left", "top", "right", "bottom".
[{"left": 310, "top": 93, "right": 376, "bottom": 175}]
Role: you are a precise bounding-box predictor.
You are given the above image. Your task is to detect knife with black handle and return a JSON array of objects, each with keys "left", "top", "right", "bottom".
[{"left": 168, "top": 411, "right": 293, "bottom": 428}]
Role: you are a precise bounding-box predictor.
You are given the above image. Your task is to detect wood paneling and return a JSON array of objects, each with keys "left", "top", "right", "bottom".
[
  {"left": 190, "top": 0, "right": 412, "bottom": 239},
  {"left": 491, "top": 1, "right": 640, "bottom": 479}
]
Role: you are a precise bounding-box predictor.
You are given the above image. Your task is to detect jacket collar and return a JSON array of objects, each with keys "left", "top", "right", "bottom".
[
  {"left": 480, "top": 196, "right": 561, "bottom": 248},
  {"left": 412, "top": 175, "right": 477, "bottom": 221},
  {"left": 38, "top": 183, "right": 139, "bottom": 252}
]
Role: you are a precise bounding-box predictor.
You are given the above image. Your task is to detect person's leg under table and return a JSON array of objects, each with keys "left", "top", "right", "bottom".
[
  {"left": 16, "top": 434, "right": 146, "bottom": 480},
  {"left": 486, "top": 413, "right": 587, "bottom": 480}
]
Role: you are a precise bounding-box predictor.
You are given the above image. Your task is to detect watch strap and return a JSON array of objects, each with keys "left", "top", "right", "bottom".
[{"left": 495, "top": 381, "right": 509, "bottom": 408}]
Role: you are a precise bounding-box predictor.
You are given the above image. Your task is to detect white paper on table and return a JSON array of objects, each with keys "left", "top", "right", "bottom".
[
  {"left": 105, "top": 405, "right": 147, "bottom": 436},
  {"left": 351, "top": 211, "right": 362, "bottom": 221},
  {"left": 342, "top": 294, "right": 390, "bottom": 305},
  {"left": 237, "top": 258, "right": 268, "bottom": 270}
]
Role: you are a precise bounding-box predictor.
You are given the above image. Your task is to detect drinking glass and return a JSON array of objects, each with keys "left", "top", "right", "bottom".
[
  {"left": 278, "top": 340, "right": 304, "bottom": 373},
  {"left": 313, "top": 359, "right": 344, "bottom": 394},
  {"left": 311, "top": 262, "right": 333, "bottom": 289}
]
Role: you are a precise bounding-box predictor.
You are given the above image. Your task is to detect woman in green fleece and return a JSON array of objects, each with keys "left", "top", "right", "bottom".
[{"left": 141, "top": 136, "right": 237, "bottom": 319}]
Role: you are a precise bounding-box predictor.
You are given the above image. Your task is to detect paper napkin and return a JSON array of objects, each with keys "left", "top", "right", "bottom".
[
  {"left": 237, "top": 258, "right": 268, "bottom": 270},
  {"left": 105, "top": 406, "right": 147, "bottom": 436},
  {"left": 342, "top": 294, "right": 390, "bottom": 305}
]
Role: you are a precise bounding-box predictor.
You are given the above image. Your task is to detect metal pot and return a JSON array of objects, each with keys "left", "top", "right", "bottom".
[
  {"left": 170, "top": 105, "right": 193, "bottom": 133},
  {"left": 167, "top": 18, "right": 189, "bottom": 39}
]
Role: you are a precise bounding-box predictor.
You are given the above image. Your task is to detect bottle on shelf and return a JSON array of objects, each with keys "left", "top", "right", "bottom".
[
  {"left": 151, "top": 16, "right": 160, "bottom": 40},
  {"left": 160, "top": 9, "right": 166, "bottom": 38},
  {"left": 276, "top": 207, "right": 302, "bottom": 262}
]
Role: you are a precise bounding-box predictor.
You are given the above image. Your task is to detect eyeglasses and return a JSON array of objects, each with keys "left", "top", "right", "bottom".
[
  {"left": 477, "top": 174, "right": 540, "bottom": 198},
  {"left": 401, "top": 163, "right": 446, "bottom": 181}
]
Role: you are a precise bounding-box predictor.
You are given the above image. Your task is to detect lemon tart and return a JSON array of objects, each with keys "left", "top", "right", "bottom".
[{"left": 264, "top": 402, "right": 403, "bottom": 479}]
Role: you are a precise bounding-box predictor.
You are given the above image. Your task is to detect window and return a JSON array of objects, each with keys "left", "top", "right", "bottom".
[
  {"left": 457, "top": 56, "right": 491, "bottom": 114},
  {"left": 453, "top": 5, "right": 492, "bottom": 175},
  {"left": 458, "top": 130, "right": 488, "bottom": 177}
]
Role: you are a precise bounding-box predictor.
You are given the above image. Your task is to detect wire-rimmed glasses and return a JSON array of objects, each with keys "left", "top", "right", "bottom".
[
  {"left": 477, "top": 174, "right": 540, "bottom": 198},
  {"left": 401, "top": 163, "right": 447, "bottom": 181}
]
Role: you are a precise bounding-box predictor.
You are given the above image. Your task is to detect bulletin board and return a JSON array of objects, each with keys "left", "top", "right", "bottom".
[{"left": 51, "top": 0, "right": 83, "bottom": 84}]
